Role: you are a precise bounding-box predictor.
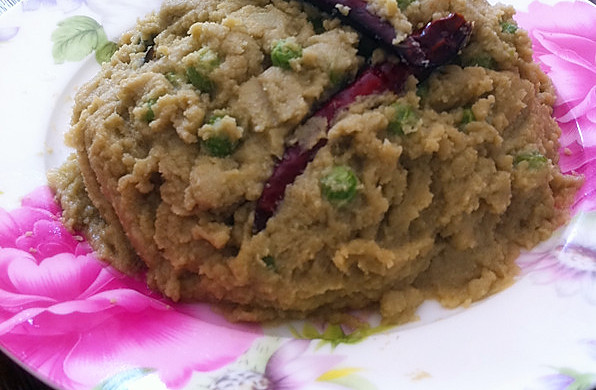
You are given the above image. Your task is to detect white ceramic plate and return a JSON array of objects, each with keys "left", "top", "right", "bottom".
[{"left": 1, "top": 1, "right": 595, "bottom": 389}]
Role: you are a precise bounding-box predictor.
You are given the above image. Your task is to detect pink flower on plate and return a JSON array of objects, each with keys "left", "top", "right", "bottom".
[
  {"left": 0, "top": 186, "right": 262, "bottom": 390},
  {"left": 535, "top": 370, "right": 596, "bottom": 390},
  {"left": 515, "top": 1, "right": 596, "bottom": 146},
  {"left": 528, "top": 340, "right": 596, "bottom": 390},
  {"left": 517, "top": 212, "right": 596, "bottom": 304},
  {"left": 516, "top": 1, "right": 596, "bottom": 210},
  {"left": 209, "top": 339, "right": 348, "bottom": 390}
]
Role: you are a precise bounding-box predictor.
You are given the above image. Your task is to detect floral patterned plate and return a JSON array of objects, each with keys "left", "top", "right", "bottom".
[{"left": 1, "top": 0, "right": 595, "bottom": 389}]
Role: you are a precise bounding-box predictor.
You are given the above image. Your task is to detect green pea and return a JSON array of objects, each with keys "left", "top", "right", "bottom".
[
  {"left": 271, "top": 39, "right": 302, "bottom": 70},
  {"left": 388, "top": 103, "right": 418, "bottom": 136},
  {"left": 203, "top": 135, "right": 235, "bottom": 157},
  {"left": 206, "top": 114, "right": 225, "bottom": 125},
  {"left": 416, "top": 80, "right": 430, "bottom": 100},
  {"left": 462, "top": 53, "right": 497, "bottom": 69},
  {"left": 144, "top": 98, "right": 158, "bottom": 122},
  {"left": 514, "top": 151, "right": 548, "bottom": 168},
  {"left": 165, "top": 71, "right": 182, "bottom": 87},
  {"left": 320, "top": 166, "right": 359, "bottom": 206},
  {"left": 328, "top": 70, "right": 345, "bottom": 87},
  {"left": 461, "top": 107, "right": 475, "bottom": 125},
  {"left": 186, "top": 47, "right": 220, "bottom": 93},
  {"left": 501, "top": 21, "right": 518, "bottom": 34},
  {"left": 186, "top": 66, "right": 214, "bottom": 93},
  {"left": 196, "top": 47, "right": 220, "bottom": 70},
  {"left": 397, "top": 0, "right": 414, "bottom": 11}
]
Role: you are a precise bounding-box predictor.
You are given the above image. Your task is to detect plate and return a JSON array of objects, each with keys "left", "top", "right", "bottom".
[{"left": 1, "top": 0, "right": 595, "bottom": 389}]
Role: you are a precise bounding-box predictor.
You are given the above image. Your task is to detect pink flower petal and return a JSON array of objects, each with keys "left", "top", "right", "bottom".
[
  {"left": 535, "top": 31, "right": 596, "bottom": 73},
  {"left": 557, "top": 114, "right": 596, "bottom": 150},
  {"left": 7, "top": 253, "right": 102, "bottom": 301},
  {"left": 0, "top": 186, "right": 263, "bottom": 390},
  {"left": 0, "top": 209, "right": 20, "bottom": 245},
  {"left": 0, "top": 333, "right": 84, "bottom": 388},
  {"left": 539, "top": 373, "right": 575, "bottom": 390},
  {"left": 1, "top": 287, "right": 260, "bottom": 389},
  {"left": 516, "top": 2, "right": 596, "bottom": 206},
  {"left": 277, "top": 355, "right": 345, "bottom": 388},
  {"left": 266, "top": 340, "right": 344, "bottom": 389},
  {"left": 62, "top": 301, "right": 259, "bottom": 388},
  {"left": 21, "top": 187, "right": 61, "bottom": 216},
  {"left": 14, "top": 219, "right": 81, "bottom": 260},
  {"left": 267, "top": 339, "right": 310, "bottom": 376},
  {"left": 515, "top": 1, "right": 596, "bottom": 42},
  {"left": 558, "top": 87, "right": 596, "bottom": 124},
  {"left": 0, "top": 289, "right": 56, "bottom": 314},
  {"left": 539, "top": 53, "right": 596, "bottom": 106},
  {"left": 0, "top": 207, "right": 56, "bottom": 248},
  {"left": 557, "top": 142, "right": 596, "bottom": 174}
]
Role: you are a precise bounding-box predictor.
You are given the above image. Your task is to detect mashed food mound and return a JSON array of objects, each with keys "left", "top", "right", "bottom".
[{"left": 50, "top": 0, "right": 582, "bottom": 323}]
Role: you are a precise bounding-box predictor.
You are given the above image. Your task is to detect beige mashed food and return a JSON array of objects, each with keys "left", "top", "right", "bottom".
[{"left": 49, "top": 0, "right": 583, "bottom": 323}]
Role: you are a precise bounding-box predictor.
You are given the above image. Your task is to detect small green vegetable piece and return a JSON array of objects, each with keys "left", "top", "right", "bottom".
[
  {"left": 320, "top": 166, "right": 359, "bottom": 206},
  {"left": 416, "top": 80, "right": 429, "bottom": 100},
  {"left": 463, "top": 53, "right": 497, "bottom": 69},
  {"left": 514, "top": 151, "right": 548, "bottom": 168},
  {"left": 144, "top": 98, "right": 158, "bottom": 122},
  {"left": 460, "top": 107, "right": 476, "bottom": 126},
  {"left": 201, "top": 115, "right": 239, "bottom": 157},
  {"left": 501, "top": 21, "right": 518, "bottom": 34},
  {"left": 206, "top": 114, "right": 225, "bottom": 125},
  {"left": 388, "top": 103, "right": 418, "bottom": 135},
  {"left": 203, "top": 136, "right": 235, "bottom": 157},
  {"left": 262, "top": 255, "right": 276, "bottom": 270},
  {"left": 329, "top": 70, "right": 344, "bottom": 87},
  {"left": 165, "top": 71, "right": 182, "bottom": 86},
  {"left": 397, "top": 0, "right": 414, "bottom": 11},
  {"left": 187, "top": 66, "right": 213, "bottom": 93},
  {"left": 186, "top": 47, "right": 220, "bottom": 93},
  {"left": 271, "top": 39, "right": 302, "bottom": 69},
  {"left": 196, "top": 46, "right": 220, "bottom": 70}
]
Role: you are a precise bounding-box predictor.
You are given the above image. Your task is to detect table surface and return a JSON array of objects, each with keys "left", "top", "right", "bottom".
[
  {"left": 1, "top": 0, "right": 596, "bottom": 389},
  {"left": 0, "top": 352, "right": 54, "bottom": 390}
]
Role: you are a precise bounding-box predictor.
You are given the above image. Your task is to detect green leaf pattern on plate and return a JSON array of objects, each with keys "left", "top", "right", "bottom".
[
  {"left": 93, "top": 367, "right": 156, "bottom": 390},
  {"left": 555, "top": 368, "right": 596, "bottom": 390},
  {"left": 290, "top": 322, "right": 393, "bottom": 349},
  {"left": 51, "top": 15, "right": 117, "bottom": 64}
]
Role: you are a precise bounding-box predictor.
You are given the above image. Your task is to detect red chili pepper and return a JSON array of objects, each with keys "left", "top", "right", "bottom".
[
  {"left": 307, "top": 0, "right": 397, "bottom": 48},
  {"left": 253, "top": 13, "right": 472, "bottom": 233},
  {"left": 396, "top": 13, "right": 472, "bottom": 73},
  {"left": 304, "top": 0, "right": 471, "bottom": 71}
]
